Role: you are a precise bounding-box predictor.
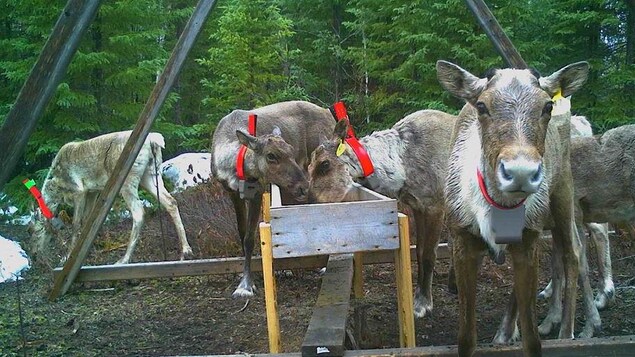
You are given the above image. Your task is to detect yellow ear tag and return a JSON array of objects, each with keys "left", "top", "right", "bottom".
[
  {"left": 336, "top": 141, "right": 346, "bottom": 157},
  {"left": 552, "top": 88, "right": 563, "bottom": 101}
]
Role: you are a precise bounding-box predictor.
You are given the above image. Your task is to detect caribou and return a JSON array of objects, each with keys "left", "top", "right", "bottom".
[
  {"left": 210, "top": 100, "right": 335, "bottom": 298},
  {"left": 308, "top": 109, "right": 456, "bottom": 318},
  {"left": 32, "top": 130, "right": 193, "bottom": 264},
  {"left": 536, "top": 123, "right": 635, "bottom": 338},
  {"left": 437, "top": 60, "right": 589, "bottom": 356}
]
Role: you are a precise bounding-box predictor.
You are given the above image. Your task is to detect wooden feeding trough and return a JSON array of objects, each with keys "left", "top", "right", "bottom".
[{"left": 259, "top": 183, "right": 415, "bottom": 355}]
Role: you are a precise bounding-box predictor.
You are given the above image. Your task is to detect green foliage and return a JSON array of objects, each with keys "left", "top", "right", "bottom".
[{"left": 1, "top": 0, "right": 635, "bottom": 212}]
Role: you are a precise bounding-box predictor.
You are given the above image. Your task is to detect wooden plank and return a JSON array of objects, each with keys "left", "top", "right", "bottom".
[
  {"left": 271, "top": 185, "right": 282, "bottom": 208},
  {"left": 271, "top": 200, "right": 399, "bottom": 258},
  {"left": 394, "top": 214, "right": 415, "bottom": 348},
  {"left": 344, "top": 184, "right": 392, "bottom": 202},
  {"left": 170, "top": 335, "right": 635, "bottom": 357},
  {"left": 48, "top": 0, "right": 219, "bottom": 300},
  {"left": 51, "top": 243, "right": 451, "bottom": 283},
  {"left": 302, "top": 254, "right": 354, "bottom": 357},
  {"left": 263, "top": 192, "right": 272, "bottom": 223},
  {"left": 261, "top": 223, "right": 281, "bottom": 353},
  {"left": 464, "top": 0, "right": 527, "bottom": 69},
  {"left": 0, "top": 0, "right": 103, "bottom": 191},
  {"left": 342, "top": 334, "right": 635, "bottom": 357}
]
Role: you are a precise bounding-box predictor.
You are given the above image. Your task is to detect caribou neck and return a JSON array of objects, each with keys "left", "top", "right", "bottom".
[{"left": 345, "top": 128, "right": 406, "bottom": 198}]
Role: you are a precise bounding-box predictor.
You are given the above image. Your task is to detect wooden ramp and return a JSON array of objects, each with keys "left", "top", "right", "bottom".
[{"left": 301, "top": 254, "right": 354, "bottom": 357}]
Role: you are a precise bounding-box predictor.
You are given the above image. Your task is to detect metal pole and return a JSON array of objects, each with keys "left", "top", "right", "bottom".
[
  {"left": 49, "top": 0, "right": 218, "bottom": 300},
  {"left": 464, "top": 0, "right": 527, "bottom": 69},
  {"left": 0, "top": 0, "right": 103, "bottom": 191}
]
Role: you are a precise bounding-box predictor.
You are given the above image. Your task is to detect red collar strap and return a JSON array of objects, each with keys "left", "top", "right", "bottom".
[
  {"left": 23, "top": 178, "right": 54, "bottom": 219},
  {"left": 476, "top": 169, "right": 525, "bottom": 210},
  {"left": 236, "top": 114, "right": 258, "bottom": 180},
  {"left": 330, "top": 101, "right": 375, "bottom": 177}
]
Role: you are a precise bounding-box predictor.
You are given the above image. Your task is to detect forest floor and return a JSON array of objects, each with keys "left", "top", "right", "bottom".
[{"left": 1, "top": 180, "right": 634, "bottom": 357}]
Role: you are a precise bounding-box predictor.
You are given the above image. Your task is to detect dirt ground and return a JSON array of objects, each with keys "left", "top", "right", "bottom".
[{"left": 1, "top": 181, "right": 634, "bottom": 356}]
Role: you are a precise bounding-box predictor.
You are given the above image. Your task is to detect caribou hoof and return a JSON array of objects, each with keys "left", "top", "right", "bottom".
[
  {"left": 538, "top": 315, "right": 560, "bottom": 336},
  {"left": 578, "top": 320, "right": 602, "bottom": 339},
  {"left": 232, "top": 277, "right": 256, "bottom": 298},
  {"left": 414, "top": 287, "right": 433, "bottom": 318},
  {"left": 232, "top": 287, "right": 255, "bottom": 298},
  {"left": 492, "top": 324, "right": 520, "bottom": 344},
  {"left": 594, "top": 286, "right": 615, "bottom": 310},
  {"left": 537, "top": 280, "right": 553, "bottom": 299},
  {"left": 180, "top": 248, "right": 194, "bottom": 261},
  {"left": 115, "top": 257, "right": 130, "bottom": 265}
]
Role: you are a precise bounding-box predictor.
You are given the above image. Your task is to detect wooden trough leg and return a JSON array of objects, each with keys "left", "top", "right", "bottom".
[
  {"left": 395, "top": 213, "right": 416, "bottom": 348},
  {"left": 260, "top": 222, "right": 281, "bottom": 353},
  {"left": 353, "top": 252, "right": 364, "bottom": 298},
  {"left": 352, "top": 252, "right": 365, "bottom": 347}
]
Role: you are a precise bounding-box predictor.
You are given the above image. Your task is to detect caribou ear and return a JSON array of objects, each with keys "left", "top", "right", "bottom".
[
  {"left": 272, "top": 126, "right": 282, "bottom": 137},
  {"left": 333, "top": 119, "right": 349, "bottom": 141},
  {"left": 236, "top": 129, "right": 262, "bottom": 153},
  {"left": 539, "top": 61, "right": 590, "bottom": 98},
  {"left": 436, "top": 60, "right": 487, "bottom": 104}
]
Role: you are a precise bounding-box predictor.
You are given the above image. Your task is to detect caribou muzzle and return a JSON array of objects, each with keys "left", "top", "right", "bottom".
[
  {"left": 496, "top": 147, "right": 544, "bottom": 194},
  {"left": 497, "top": 158, "right": 543, "bottom": 193}
]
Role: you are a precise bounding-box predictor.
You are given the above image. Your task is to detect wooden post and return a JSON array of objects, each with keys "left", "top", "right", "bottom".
[
  {"left": 260, "top": 222, "right": 281, "bottom": 353},
  {"left": 262, "top": 191, "right": 271, "bottom": 223},
  {"left": 0, "top": 0, "right": 103, "bottom": 191},
  {"left": 394, "top": 213, "right": 416, "bottom": 348},
  {"left": 48, "top": 0, "right": 218, "bottom": 300},
  {"left": 464, "top": 0, "right": 527, "bottom": 69},
  {"left": 353, "top": 252, "right": 364, "bottom": 299}
]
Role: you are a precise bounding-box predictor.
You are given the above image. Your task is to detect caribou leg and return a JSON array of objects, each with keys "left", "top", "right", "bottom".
[
  {"left": 509, "top": 231, "right": 542, "bottom": 356},
  {"left": 576, "top": 223, "right": 602, "bottom": 338},
  {"left": 453, "top": 230, "right": 481, "bottom": 357},
  {"left": 141, "top": 173, "right": 193, "bottom": 260},
  {"left": 492, "top": 289, "right": 520, "bottom": 344},
  {"left": 547, "top": 178, "right": 580, "bottom": 340},
  {"left": 538, "top": 232, "right": 564, "bottom": 335},
  {"left": 414, "top": 206, "right": 443, "bottom": 318},
  {"left": 117, "top": 181, "right": 146, "bottom": 265},
  {"left": 588, "top": 222, "right": 614, "bottom": 310},
  {"left": 233, "top": 192, "right": 263, "bottom": 298}
]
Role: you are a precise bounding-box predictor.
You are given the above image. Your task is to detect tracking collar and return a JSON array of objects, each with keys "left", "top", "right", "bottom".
[
  {"left": 476, "top": 169, "right": 525, "bottom": 210},
  {"left": 330, "top": 102, "right": 375, "bottom": 177}
]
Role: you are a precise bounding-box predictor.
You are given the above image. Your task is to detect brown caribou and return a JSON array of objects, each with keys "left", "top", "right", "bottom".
[
  {"left": 535, "top": 123, "right": 635, "bottom": 339},
  {"left": 308, "top": 109, "right": 456, "bottom": 318},
  {"left": 210, "top": 100, "right": 335, "bottom": 298},
  {"left": 32, "top": 131, "right": 193, "bottom": 264},
  {"left": 437, "top": 60, "right": 588, "bottom": 356}
]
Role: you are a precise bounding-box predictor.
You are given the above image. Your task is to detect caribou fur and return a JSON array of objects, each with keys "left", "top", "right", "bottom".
[
  {"left": 34, "top": 130, "right": 193, "bottom": 264},
  {"left": 210, "top": 100, "right": 335, "bottom": 298}
]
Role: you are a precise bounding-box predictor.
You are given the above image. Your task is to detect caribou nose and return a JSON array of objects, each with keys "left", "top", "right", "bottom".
[
  {"left": 497, "top": 158, "right": 543, "bottom": 193},
  {"left": 295, "top": 185, "right": 308, "bottom": 203}
]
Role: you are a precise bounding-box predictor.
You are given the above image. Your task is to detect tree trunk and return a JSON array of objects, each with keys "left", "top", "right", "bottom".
[
  {"left": 626, "top": 0, "right": 635, "bottom": 65},
  {"left": 332, "top": 2, "right": 342, "bottom": 101}
]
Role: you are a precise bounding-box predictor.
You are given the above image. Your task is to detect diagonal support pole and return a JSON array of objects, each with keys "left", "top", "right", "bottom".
[
  {"left": 464, "top": 0, "right": 527, "bottom": 69},
  {"left": 0, "top": 0, "right": 103, "bottom": 191},
  {"left": 49, "top": 0, "right": 218, "bottom": 300}
]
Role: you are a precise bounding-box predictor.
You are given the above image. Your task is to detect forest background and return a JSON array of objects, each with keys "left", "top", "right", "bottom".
[{"left": 1, "top": 0, "right": 634, "bottom": 211}]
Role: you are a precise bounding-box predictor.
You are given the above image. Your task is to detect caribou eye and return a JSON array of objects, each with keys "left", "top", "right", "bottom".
[
  {"left": 542, "top": 101, "right": 554, "bottom": 115},
  {"left": 266, "top": 153, "right": 278, "bottom": 163},
  {"left": 317, "top": 160, "right": 330, "bottom": 175},
  {"left": 476, "top": 102, "right": 489, "bottom": 116}
]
